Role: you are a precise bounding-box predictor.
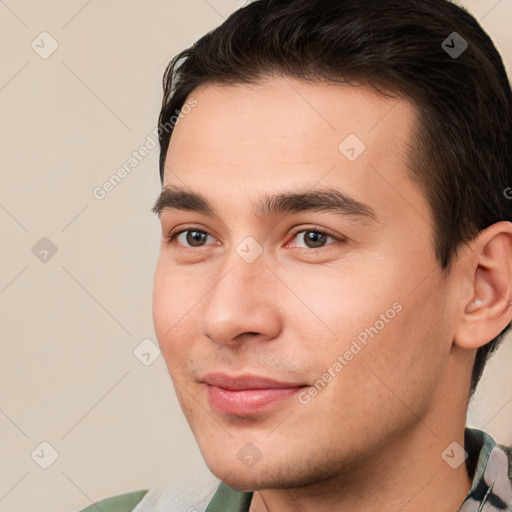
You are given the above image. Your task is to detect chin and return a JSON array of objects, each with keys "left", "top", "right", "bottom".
[
  {"left": 210, "top": 468, "right": 284, "bottom": 493},
  {"left": 203, "top": 451, "right": 336, "bottom": 492}
]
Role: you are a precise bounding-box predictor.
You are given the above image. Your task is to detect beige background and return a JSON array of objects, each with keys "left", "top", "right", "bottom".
[{"left": 0, "top": 1, "right": 510, "bottom": 510}]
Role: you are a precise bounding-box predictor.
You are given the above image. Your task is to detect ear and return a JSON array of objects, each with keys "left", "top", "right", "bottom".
[{"left": 453, "top": 221, "right": 512, "bottom": 350}]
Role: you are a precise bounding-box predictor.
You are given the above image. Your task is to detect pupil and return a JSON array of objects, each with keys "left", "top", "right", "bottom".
[
  {"left": 306, "top": 231, "right": 326, "bottom": 248},
  {"left": 187, "top": 231, "right": 205, "bottom": 246}
]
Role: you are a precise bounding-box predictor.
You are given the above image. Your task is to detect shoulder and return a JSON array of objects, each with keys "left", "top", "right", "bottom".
[
  {"left": 77, "top": 490, "right": 149, "bottom": 512},
  {"left": 497, "top": 442, "right": 512, "bottom": 481}
]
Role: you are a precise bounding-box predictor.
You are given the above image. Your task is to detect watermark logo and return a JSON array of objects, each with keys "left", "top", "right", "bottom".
[
  {"left": 31, "top": 441, "right": 59, "bottom": 469},
  {"left": 31, "top": 32, "right": 59, "bottom": 59},
  {"left": 32, "top": 237, "right": 58, "bottom": 263},
  {"left": 236, "top": 236, "right": 263, "bottom": 264},
  {"left": 237, "top": 442, "right": 263, "bottom": 468},
  {"left": 339, "top": 134, "right": 366, "bottom": 162},
  {"left": 441, "top": 441, "right": 468, "bottom": 469},
  {"left": 441, "top": 32, "right": 468, "bottom": 59},
  {"left": 133, "top": 338, "right": 161, "bottom": 366},
  {"left": 92, "top": 97, "right": 197, "bottom": 200}
]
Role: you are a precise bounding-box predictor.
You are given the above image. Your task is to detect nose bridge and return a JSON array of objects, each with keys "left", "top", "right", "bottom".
[
  {"left": 200, "top": 244, "right": 279, "bottom": 344},
  {"left": 218, "top": 228, "right": 270, "bottom": 289},
  {"left": 208, "top": 245, "right": 269, "bottom": 313}
]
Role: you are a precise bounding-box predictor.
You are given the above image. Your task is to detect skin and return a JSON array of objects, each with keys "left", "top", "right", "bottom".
[{"left": 152, "top": 77, "right": 512, "bottom": 512}]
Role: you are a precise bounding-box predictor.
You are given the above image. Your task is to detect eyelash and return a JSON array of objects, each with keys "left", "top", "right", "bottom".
[{"left": 165, "top": 225, "right": 345, "bottom": 251}]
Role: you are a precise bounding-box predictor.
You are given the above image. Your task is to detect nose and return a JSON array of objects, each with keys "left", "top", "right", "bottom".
[{"left": 200, "top": 252, "right": 282, "bottom": 348}]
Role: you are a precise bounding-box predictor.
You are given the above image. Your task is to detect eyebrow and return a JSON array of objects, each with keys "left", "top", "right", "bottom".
[{"left": 151, "top": 185, "right": 378, "bottom": 223}]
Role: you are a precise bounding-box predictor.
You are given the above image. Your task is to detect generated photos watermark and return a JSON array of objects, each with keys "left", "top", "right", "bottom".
[
  {"left": 92, "top": 97, "right": 198, "bottom": 200},
  {"left": 298, "top": 301, "right": 403, "bottom": 404}
]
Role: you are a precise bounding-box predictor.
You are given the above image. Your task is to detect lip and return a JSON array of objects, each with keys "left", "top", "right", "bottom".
[{"left": 203, "top": 373, "right": 308, "bottom": 416}]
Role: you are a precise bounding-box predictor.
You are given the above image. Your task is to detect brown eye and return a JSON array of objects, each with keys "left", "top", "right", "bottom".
[
  {"left": 303, "top": 231, "right": 329, "bottom": 248},
  {"left": 185, "top": 231, "right": 208, "bottom": 246},
  {"left": 167, "top": 229, "right": 216, "bottom": 247},
  {"left": 289, "top": 229, "right": 338, "bottom": 250}
]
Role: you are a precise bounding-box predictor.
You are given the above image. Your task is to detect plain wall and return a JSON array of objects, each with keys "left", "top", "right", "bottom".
[{"left": 0, "top": 1, "right": 510, "bottom": 510}]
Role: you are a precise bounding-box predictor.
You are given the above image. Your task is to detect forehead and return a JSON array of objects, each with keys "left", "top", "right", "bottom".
[
  {"left": 163, "top": 77, "right": 430, "bottom": 230},
  {"left": 168, "top": 77, "right": 417, "bottom": 158}
]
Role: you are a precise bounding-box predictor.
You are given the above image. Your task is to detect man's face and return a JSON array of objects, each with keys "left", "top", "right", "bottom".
[{"left": 153, "top": 78, "right": 457, "bottom": 490}]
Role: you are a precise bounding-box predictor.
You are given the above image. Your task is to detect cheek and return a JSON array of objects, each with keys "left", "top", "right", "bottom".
[
  {"left": 284, "top": 255, "right": 442, "bottom": 396},
  {"left": 152, "top": 261, "right": 173, "bottom": 340},
  {"left": 282, "top": 260, "right": 399, "bottom": 351},
  {"left": 152, "top": 260, "right": 198, "bottom": 368},
  {"left": 348, "top": 278, "right": 450, "bottom": 411}
]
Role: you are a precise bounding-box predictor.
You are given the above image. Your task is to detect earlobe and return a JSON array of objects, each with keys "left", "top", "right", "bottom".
[{"left": 453, "top": 222, "right": 512, "bottom": 350}]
